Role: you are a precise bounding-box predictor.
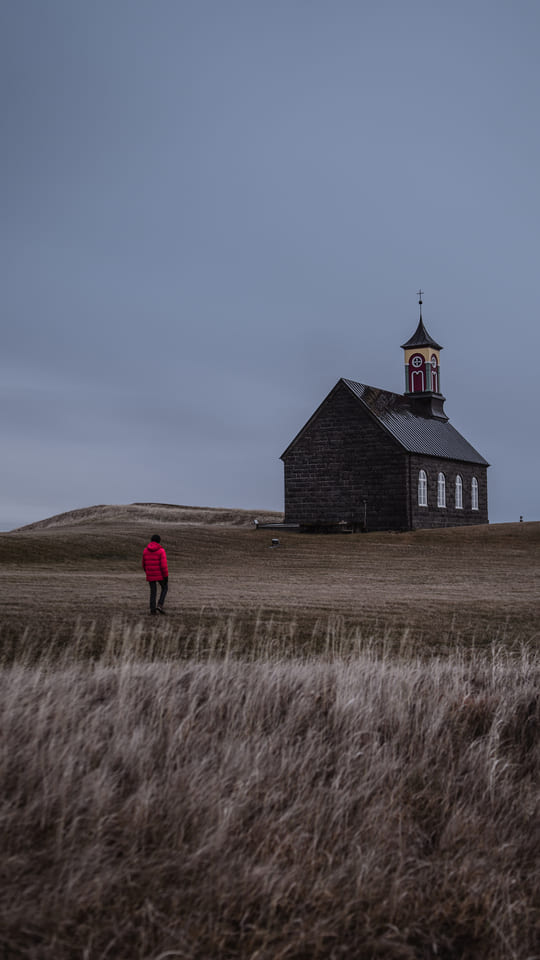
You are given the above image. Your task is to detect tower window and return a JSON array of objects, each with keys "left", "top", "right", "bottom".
[
  {"left": 430, "top": 355, "right": 439, "bottom": 393},
  {"left": 455, "top": 475, "right": 463, "bottom": 509},
  {"left": 437, "top": 472, "right": 446, "bottom": 508},
  {"left": 409, "top": 353, "right": 425, "bottom": 392},
  {"left": 418, "top": 469, "right": 427, "bottom": 507},
  {"left": 472, "top": 477, "right": 479, "bottom": 511}
]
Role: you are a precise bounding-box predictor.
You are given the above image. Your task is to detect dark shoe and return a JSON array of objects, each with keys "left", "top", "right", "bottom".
[
  {"left": 157, "top": 606, "right": 167, "bottom": 614},
  {"left": 150, "top": 610, "right": 157, "bottom": 615}
]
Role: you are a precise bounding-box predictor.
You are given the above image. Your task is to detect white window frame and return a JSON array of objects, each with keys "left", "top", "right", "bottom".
[
  {"left": 471, "top": 476, "right": 479, "bottom": 511},
  {"left": 437, "top": 472, "right": 446, "bottom": 508},
  {"left": 418, "top": 469, "right": 428, "bottom": 507},
  {"left": 455, "top": 474, "right": 463, "bottom": 509}
]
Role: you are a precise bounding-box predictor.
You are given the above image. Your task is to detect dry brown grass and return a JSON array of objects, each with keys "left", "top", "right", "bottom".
[
  {"left": 0, "top": 506, "right": 539, "bottom": 958},
  {"left": 1, "top": 627, "right": 539, "bottom": 959},
  {"left": 13, "top": 502, "right": 283, "bottom": 532},
  {"left": 0, "top": 504, "right": 538, "bottom": 648}
]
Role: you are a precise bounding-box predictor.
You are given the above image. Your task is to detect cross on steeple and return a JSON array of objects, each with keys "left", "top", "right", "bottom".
[{"left": 417, "top": 289, "right": 424, "bottom": 319}]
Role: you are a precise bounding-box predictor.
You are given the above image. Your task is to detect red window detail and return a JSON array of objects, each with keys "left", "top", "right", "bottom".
[
  {"left": 409, "top": 354, "right": 425, "bottom": 392},
  {"left": 411, "top": 369, "right": 425, "bottom": 391}
]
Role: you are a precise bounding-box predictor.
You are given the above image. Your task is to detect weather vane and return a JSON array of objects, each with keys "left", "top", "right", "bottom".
[{"left": 417, "top": 288, "right": 424, "bottom": 319}]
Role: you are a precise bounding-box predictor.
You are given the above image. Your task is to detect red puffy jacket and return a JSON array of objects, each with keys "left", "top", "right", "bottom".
[{"left": 142, "top": 541, "right": 169, "bottom": 581}]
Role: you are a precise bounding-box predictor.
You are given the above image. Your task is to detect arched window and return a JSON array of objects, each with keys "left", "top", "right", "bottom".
[
  {"left": 437, "top": 472, "right": 446, "bottom": 508},
  {"left": 471, "top": 476, "right": 479, "bottom": 511},
  {"left": 455, "top": 475, "right": 463, "bottom": 509},
  {"left": 430, "top": 355, "right": 439, "bottom": 393},
  {"left": 418, "top": 469, "right": 427, "bottom": 507},
  {"left": 409, "top": 353, "right": 425, "bottom": 392}
]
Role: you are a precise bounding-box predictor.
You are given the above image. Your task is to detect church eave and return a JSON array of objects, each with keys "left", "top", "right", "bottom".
[
  {"left": 281, "top": 378, "right": 489, "bottom": 468},
  {"left": 279, "top": 380, "right": 345, "bottom": 460},
  {"left": 341, "top": 379, "right": 489, "bottom": 466}
]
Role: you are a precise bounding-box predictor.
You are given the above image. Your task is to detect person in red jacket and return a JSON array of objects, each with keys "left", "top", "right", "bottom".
[{"left": 142, "top": 534, "right": 169, "bottom": 614}]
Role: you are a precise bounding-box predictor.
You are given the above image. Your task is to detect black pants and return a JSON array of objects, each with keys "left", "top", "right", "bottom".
[{"left": 149, "top": 579, "right": 168, "bottom": 612}]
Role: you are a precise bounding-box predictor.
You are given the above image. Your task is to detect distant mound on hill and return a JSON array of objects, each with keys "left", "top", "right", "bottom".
[{"left": 14, "top": 503, "right": 284, "bottom": 532}]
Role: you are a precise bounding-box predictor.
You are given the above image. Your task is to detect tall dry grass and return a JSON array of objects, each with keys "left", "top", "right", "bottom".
[{"left": 1, "top": 619, "right": 539, "bottom": 959}]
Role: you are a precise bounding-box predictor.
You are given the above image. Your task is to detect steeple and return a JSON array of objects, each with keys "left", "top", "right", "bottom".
[
  {"left": 401, "top": 292, "right": 447, "bottom": 420},
  {"left": 400, "top": 291, "right": 443, "bottom": 352}
]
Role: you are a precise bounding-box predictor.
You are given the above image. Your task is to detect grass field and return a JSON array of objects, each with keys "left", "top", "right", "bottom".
[
  {"left": 1, "top": 503, "right": 538, "bottom": 651},
  {"left": 1, "top": 505, "right": 539, "bottom": 958}
]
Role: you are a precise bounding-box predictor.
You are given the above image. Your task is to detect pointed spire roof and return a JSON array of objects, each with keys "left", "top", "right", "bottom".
[
  {"left": 400, "top": 318, "right": 443, "bottom": 350},
  {"left": 400, "top": 291, "right": 443, "bottom": 350}
]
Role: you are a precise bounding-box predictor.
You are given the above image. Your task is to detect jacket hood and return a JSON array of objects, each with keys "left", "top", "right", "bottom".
[{"left": 146, "top": 541, "right": 162, "bottom": 551}]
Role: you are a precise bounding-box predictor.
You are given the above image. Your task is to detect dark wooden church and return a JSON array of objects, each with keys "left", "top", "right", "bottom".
[{"left": 281, "top": 298, "right": 489, "bottom": 532}]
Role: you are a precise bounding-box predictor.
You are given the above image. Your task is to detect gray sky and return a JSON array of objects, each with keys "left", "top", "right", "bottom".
[{"left": 2, "top": 0, "right": 539, "bottom": 530}]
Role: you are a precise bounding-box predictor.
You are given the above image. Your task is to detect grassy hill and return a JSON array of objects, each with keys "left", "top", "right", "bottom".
[{"left": 12, "top": 501, "right": 283, "bottom": 531}]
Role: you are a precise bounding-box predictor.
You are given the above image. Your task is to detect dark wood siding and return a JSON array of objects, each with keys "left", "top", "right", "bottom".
[
  {"left": 283, "top": 382, "right": 409, "bottom": 531},
  {"left": 409, "top": 455, "right": 489, "bottom": 529}
]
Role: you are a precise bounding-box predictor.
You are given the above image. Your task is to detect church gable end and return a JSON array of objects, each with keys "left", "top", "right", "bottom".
[{"left": 282, "top": 381, "right": 409, "bottom": 531}]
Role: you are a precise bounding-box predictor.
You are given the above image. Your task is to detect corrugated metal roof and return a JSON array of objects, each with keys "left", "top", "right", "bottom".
[{"left": 342, "top": 379, "right": 489, "bottom": 465}]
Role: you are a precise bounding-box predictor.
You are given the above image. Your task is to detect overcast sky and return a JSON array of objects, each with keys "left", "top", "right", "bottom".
[{"left": 2, "top": 0, "right": 539, "bottom": 530}]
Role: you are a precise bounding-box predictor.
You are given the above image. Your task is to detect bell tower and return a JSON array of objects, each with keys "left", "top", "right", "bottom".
[{"left": 401, "top": 292, "right": 448, "bottom": 420}]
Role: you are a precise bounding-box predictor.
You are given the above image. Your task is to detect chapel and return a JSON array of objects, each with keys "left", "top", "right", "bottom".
[{"left": 281, "top": 296, "right": 489, "bottom": 532}]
